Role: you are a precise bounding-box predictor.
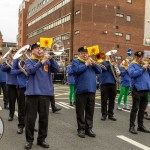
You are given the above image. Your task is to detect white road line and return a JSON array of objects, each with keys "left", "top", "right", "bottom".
[
  {"left": 95, "top": 107, "right": 101, "bottom": 108},
  {"left": 15, "top": 111, "right": 18, "bottom": 117},
  {"left": 117, "top": 135, "right": 150, "bottom": 150},
  {"left": 0, "top": 106, "right": 2, "bottom": 110},
  {"left": 55, "top": 98, "right": 68, "bottom": 100},
  {"left": 55, "top": 102, "right": 70, "bottom": 109},
  {"left": 95, "top": 103, "right": 101, "bottom": 106},
  {"left": 59, "top": 102, "right": 75, "bottom": 109}
]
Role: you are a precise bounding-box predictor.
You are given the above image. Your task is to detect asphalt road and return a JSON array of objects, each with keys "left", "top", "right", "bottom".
[{"left": 0, "top": 83, "right": 150, "bottom": 150}]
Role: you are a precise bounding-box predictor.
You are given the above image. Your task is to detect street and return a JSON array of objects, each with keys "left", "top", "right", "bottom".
[{"left": 0, "top": 83, "right": 150, "bottom": 150}]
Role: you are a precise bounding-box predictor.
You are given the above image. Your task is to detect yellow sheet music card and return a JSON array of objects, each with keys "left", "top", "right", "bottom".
[
  {"left": 87, "top": 45, "right": 100, "bottom": 56},
  {"left": 40, "top": 37, "right": 53, "bottom": 48}
]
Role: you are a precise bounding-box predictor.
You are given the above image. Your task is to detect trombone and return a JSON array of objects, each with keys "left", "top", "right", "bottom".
[{"left": 87, "top": 45, "right": 107, "bottom": 70}]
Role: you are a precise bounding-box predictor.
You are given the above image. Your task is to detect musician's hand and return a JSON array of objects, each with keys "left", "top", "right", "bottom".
[
  {"left": 143, "top": 64, "right": 149, "bottom": 70},
  {"left": 41, "top": 54, "right": 49, "bottom": 64},
  {"left": 85, "top": 59, "right": 93, "bottom": 66},
  {"left": 116, "top": 71, "right": 121, "bottom": 76}
]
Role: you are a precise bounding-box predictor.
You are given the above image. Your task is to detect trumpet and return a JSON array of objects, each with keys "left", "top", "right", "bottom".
[{"left": 140, "top": 58, "right": 150, "bottom": 71}]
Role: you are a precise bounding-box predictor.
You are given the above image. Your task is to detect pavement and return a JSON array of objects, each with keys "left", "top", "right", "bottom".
[{"left": 0, "top": 83, "right": 150, "bottom": 150}]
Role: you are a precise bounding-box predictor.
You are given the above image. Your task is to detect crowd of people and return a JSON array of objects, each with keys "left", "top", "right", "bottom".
[{"left": 0, "top": 43, "right": 150, "bottom": 149}]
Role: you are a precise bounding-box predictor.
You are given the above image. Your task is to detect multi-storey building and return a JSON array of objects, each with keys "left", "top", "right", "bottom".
[
  {"left": 0, "top": 31, "right": 17, "bottom": 54},
  {"left": 18, "top": 0, "right": 150, "bottom": 61}
]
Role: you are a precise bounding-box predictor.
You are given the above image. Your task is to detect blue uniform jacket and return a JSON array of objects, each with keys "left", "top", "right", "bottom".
[
  {"left": 71, "top": 59, "right": 102, "bottom": 94},
  {"left": 1, "top": 62, "right": 18, "bottom": 86},
  {"left": 119, "top": 66, "right": 130, "bottom": 87},
  {"left": 25, "top": 58, "right": 59, "bottom": 96},
  {"left": 98, "top": 61, "right": 116, "bottom": 85},
  {"left": 128, "top": 62, "right": 150, "bottom": 91},
  {"left": 11, "top": 58, "right": 28, "bottom": 88},
  {"left": 66, "top": 65, "right": 75, "bottom": 85},
  {"left": 0, "top": 64, "right": 6, "bottom": 83}
]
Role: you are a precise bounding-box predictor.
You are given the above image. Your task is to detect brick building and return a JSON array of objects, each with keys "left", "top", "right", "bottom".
[
  {"left": 0, "top": 31, "right": 3, "bottom": 51},
  {"left": 18, "top": 0, "right": 150, "bottom": 61}
]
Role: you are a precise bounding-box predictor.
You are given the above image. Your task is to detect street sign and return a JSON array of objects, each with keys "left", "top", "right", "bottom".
[{"left": 127, "top": 49, "right": 132, "bottom": 56}]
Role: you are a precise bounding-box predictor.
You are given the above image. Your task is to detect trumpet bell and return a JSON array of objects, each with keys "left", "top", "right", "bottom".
[
  {"left": 13, "top": 45, "right": 30, "bottom": 59},
  {"left": 51, "top": 40, "right": 64, "bottom": 55},
  {"left": 106, "top": 50, "right": 117, "bottom": 56}
]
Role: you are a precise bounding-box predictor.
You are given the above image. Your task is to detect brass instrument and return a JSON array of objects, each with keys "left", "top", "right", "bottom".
[
  {"left": 140, "top": 58, "right": 150, "bottom": 71},
  {"left": 13, "top": 45, "right": 30, "bottom": 76},
  {"left": 121, "top": 59, "right": 130, "bottom": 70},
  {"left": 50, "top": 40, "right": 64, "bottom": 55},
  {"left": 106, "top": 50, "right": 120, "bottom": 82},
  {"left": 87, "top": 45, "right": 107, "bottom": 70},
  {"left": 88, "top": 52, "right": 107, "bottom": 70},
  {"left": 2, "top": 48, "right": 14, "bottom": 68}
]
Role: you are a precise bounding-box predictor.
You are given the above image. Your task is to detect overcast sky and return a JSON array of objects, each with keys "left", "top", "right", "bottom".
[{"left": 0, "top": 0, "right": 23, "bottom": 43}]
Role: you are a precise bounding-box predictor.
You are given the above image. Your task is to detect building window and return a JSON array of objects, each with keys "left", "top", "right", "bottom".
[
  {"left": 127, "top": 15, "right": 131, "bottom": 22},
  {"left": 75, "top": 10, "right": 80, "bottom": 15},
  {"left": 116, "top": 44, "right": 120, "bottom": 48},
  {"left": 75, "top": 30, "right": 80, "bottom": 34},
  {"left": 127, "top": 0, "right": 132, "bottom": 3},
  {"left": 115, "top": 32, "right": 123, "bottom": 36},
  {"left": 126, "top": 34, "right": 131, "bottom": 41},
  {"left": 116, "top": 14, "right": 124, "bottom": 18}
]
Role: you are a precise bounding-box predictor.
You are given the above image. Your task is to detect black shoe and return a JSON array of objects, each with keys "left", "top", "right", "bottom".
[
  {"left": 24, "top": 142, "right": 33, "bottom": 149},
  {"left": 85, "top": 129, "right": 96, "bottom": 137},
  {"left": 8, "top": 116, "right": 13, "bottom": 121},
  {"left": 144, "top": 112, "right": 150, "bottom": 120},
  {"left": 137, "top": 126, "right": 150, "bottom": 133},
  {"left": 52, "top": 107, "right": 62, "bottom": 113},
  {"left": 77, "top": 130, "right": 85, "bottom": 138},
  {"left": 4, "top": 105, "right": 9, "bottom": 110},
  {"left": 129, "top": 126, "right": 138, "bottom": 134},
  {"left": 101, "top": 115, "right": 107, "bottom": 121},
  {"left": 17, "top": 128, "right": 23, "bottom": 134},
  {"left": 108, "top": 116, "right": 117, "bottom": 121},
  {"left": 37, "top": 141, "right": 49, "bottom": 148}
]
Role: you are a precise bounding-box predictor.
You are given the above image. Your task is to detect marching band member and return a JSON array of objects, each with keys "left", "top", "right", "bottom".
[
  {"left": 98, "top": 55, "right": 119, "bottom": 121},
  {"left": 128, "top": 51, "right": 150, "bottom": 134},
  {"left": 0, "top": 52, "right": 9, "bottom": 109},
  {"left": 24, "top": 42, "right": 59, "bottom": 149},
  {"left": 66, "top": 59, "right": 76, "bottom": 106},
  {"left": 71, "top": 46, "right": 102, "bottom": 138},
  {"left": 11, "top": 48, "right": 31, "bottom": 134},
  {"left": 49, "top": 52, "right": 61, "bottom": 113},
  {"left": 117, "top": 59, "right": 130, "bottom": 110},
  {"left": 1, "top": 48, "right": 18, "bottom": 121},
  {"left": 144, "top": 92, "right": 150, "bottom": 120}
]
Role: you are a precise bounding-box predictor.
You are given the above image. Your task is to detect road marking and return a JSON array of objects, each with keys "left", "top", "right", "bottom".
[
  {"left": 59, "top": 102, "right": 75, "bottom": 109},
  {"left": 0, "top": 106, "right": 2, "bottom": 110},
  {"left": 15, "top": 111, "right": 18, "bottom": 117},
  {"left": 55, "top": 93, "right": 69, "bottom": 97},
  {"left": 55, "top": 102, "right": 70, "bottom": 109},
  {"left": 117, "top": 135, "right": 150, "bottom": 150},
  {"left": 95, "top": 102, "right": 101, "bottom": 106}
]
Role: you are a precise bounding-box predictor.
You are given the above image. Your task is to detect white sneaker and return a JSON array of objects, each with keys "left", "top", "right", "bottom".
[
  {"left": 123, "top": 106, "right": 130, "bottom": 110},
  {"left": 117, "top": 106, "right": 122, "bottom": 111}
]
